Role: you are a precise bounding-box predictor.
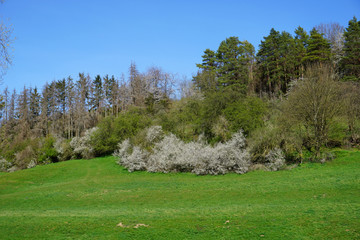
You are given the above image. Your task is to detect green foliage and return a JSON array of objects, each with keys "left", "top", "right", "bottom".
[
  {"left": 302, "top": 28, "right": 331, "bottom": 65},
  {"left": 192, "top": 70, "right": 218, "bottom": 93},
  {"left": 256, "top": 28, "right": 299, "bottom": 94},
  {"left": 159, "top": 98, "right": 203, "bottom": 142},
  {"left": 217, "top": 38, "right": 254, "bottom": 92},
  {"left": 248, "top": 122, "right": 282, "bottom": 163},
  {"left": 327, "top": 117, "right": 348, "bottom": 148},
  {"left": 223, "top": 96, "right": 267, "bottom": 135},
  {"left": 38, "top": 136, "right": 58, "bottom": 163},
  {"left": 341, "top": 17, "right": 360, "bottom": 81},
  {"left": 144, "top": 94, "right": 170, "bottom": 114},
  {"left": 282, "top": 64, "right": 343, "bottom": 158},
  {"left": 91, "top": 108, "right": 151, "bottom": 156},
  {"left": 195, "top": 36, "right": 255, "bottom": 94},
  {"left": 1, "top": 138, "right": 31, "bottom": 162}
]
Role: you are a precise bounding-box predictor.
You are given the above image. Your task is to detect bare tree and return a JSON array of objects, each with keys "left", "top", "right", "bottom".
[
  {"left": 0, "top": 1, "right": 14, "bottom": 78},
  {"left": 65, "top": 76, "right": 75, "bottom": 139},
  {"left": 118, "top": 74, "right": 131, "bottom": 112},
  {"left": 179, "top": 76, "right": 198, "bottom": 99},
  {"left": 315, "top": 23, "right": 345, "bottom": 66},
  {"left": 342, "top": 82, "right": 360, "bottom": 144},
  {"left": 146, "top": 66, "right": 175, "bottom": 100},
  {"left": 283, "top": 64, "right": 343, "bottom": 157},
  {"left": 129, "top": 62, "right": 147, "bottom": 107}
]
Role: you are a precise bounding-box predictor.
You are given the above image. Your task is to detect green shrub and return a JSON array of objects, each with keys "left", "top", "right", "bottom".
[
  {"left": 327, "top": 117, "right": 348, "bottom": 148},
  {"left": 223, "top": 96, "right": 267, "bottom": 135},
  {"left": 159, "top": 98, "right": 203, "bottom": 142},
  {"left": 38, "top": 136, "right": 59, "bottom": 164},
  {"left": 91, "top": 108, "right": 152, "bottom": 156}
]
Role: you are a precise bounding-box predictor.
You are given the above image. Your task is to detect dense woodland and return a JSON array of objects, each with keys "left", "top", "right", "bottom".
[{"left": 0, "top": 17, "right": 360, "bottom": 173}]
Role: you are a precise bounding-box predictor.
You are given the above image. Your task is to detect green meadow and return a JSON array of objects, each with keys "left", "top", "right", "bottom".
[{"left": 0, "top": 150, "right": 359, "bottom": 239}]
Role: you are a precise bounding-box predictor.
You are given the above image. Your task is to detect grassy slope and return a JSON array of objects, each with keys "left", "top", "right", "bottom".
[{"left": 0, "top": 151, "right": 359, "bottom": 239}]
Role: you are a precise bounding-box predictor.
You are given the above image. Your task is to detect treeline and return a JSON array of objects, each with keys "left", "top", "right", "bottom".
[
  {"left": 0, "top": 17, "right": 359, "bottom": 172},
  {"left": 194, "top": 19, "right": 359, "bottom": 95},
  {"left": 0, "top": 64, "right": 176, "bottom": 169}
]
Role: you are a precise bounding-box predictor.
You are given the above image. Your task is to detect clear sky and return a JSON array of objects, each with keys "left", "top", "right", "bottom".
[{"left": 1, "top": 0, "right": 359, "bottom": 91}]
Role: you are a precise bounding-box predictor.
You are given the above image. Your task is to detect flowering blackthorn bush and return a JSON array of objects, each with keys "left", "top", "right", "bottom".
[
  {"left": 70, "top": 127, "right": 97, "bottom": 159},
  {"left": 264, "top": 148, "right": 285, "bottom": 171},
  {"left": 115, "top": 126, "right": 251, "bottom": 175},
  {"left": 0, "top": 158, "right": 12, "bottom": 172}
]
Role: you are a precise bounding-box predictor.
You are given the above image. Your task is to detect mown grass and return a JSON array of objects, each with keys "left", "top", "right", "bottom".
[{"left": 0, "top": 150, "right": 359, "bottom": 239}]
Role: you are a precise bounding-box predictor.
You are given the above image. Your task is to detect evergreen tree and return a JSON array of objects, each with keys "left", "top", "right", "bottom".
[
  {"left": 340, "top": 17, "right": 360, "bottom": 81},
  {"left": 16, "top": 86, "right": 30, "bottom": 139},
  {"left": 38, "top": 83, "right": 52, "bottom": 136},
  {"left": 103, "top": 74, "right": 116, "bottom": 115},
  {"left": 55, "top": 79, "right": 66, "bottom": 117},
  {"left": 294, "top": 26, "right": 309, "bottom": 78},
  {"left": 29, "top": 87, "right": 41, "bottom": 129},
  {"left": 54, "top": 79, "right": 67, "bottom": 137},
  {"left": 195, "top": 37, "right": 255, "bottom": 94},
  {"left": 302, "top": 28, "right": 331, "bottom": 65},
  {"left": 216, "top": 36, "right": 254, "bottom": 93},
  {"left": 278, "top": 31, "right": 297, "bottom": 91},
  {"left": 257, "top": 28, "right": 287, "bottom": 94},
  {"left": 90, "top": 74, "right": 104, "bottom": 117},
  {"left": 196, "top": 49, "right": 217, "bottom": 71}
]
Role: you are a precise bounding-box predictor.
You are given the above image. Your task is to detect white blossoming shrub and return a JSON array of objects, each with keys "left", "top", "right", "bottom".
[
  {"left": 27, "top": 159, "right": 37, "bottom": 169},
  {"left": 70, "top": 127, "right": 97, "bottom": 159},
  {"left": 147, "top": 134, "right": 195, "bottom": 173},
  {"left": 264, "top": 148, "right": 285, "bottom": 171},
  {"left": 115, "top": 126, "right": 250, "bottom": 175},
  {"left": 146, "top": 125, "right": 164, "bottom": 143},
  {"left": 0, "top": 158, "right": 12, "bottom": 172}
]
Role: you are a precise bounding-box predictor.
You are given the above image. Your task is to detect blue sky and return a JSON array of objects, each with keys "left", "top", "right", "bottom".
[{"left": 1, "top": 0, "right": 359, "bottom": 91}]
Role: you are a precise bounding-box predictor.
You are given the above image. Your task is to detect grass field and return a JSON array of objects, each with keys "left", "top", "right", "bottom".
[{"left": 0, "top": 150, "right": 359, "bottom": 239}]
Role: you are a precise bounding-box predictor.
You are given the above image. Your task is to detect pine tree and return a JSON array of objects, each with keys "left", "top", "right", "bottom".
[
  {"left": 340, "top": 17, "right": 360, "bottom": 81},
  {"left": 196, "top": 49, "right": 217, "bottom": 71},
  {"left": 278, "top": 31, "right": 297, "bottom": 92},
  {"left": 103, "top": 74, "right": 115, "bottom": 115},
  {"left": 256, "top": 28, "right": 282, "bottom": 94},
  {"left": 16, "top": 86, "right": 30, "bottom": 140},
  {"left": 294, "top": 26, "right": 309, "bottom": 78},
  {"left": 216, "top": 36, "right": 254, "bottom": 93},
  {"left": 91, "top": 75, "right": 103, "bottom": 111},
  {"left": 29, "top": 87, "right": 41, "bottom": 129},
  {"left": 54, "top": 79, "right": 67, "bottom": 137},
  {"left": 195, "top": 37, "right": 255, "bottom": 94},
  {"left": 55, "top": 79, "right": 66, "bottom": 117},
  {"left": 302, "top": 28, "right": 331, "bottom": 65}
]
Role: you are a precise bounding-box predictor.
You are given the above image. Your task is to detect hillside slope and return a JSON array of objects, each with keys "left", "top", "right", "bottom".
[{"left": 0, "top": 151, "right": 359, "bottom": 239}]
